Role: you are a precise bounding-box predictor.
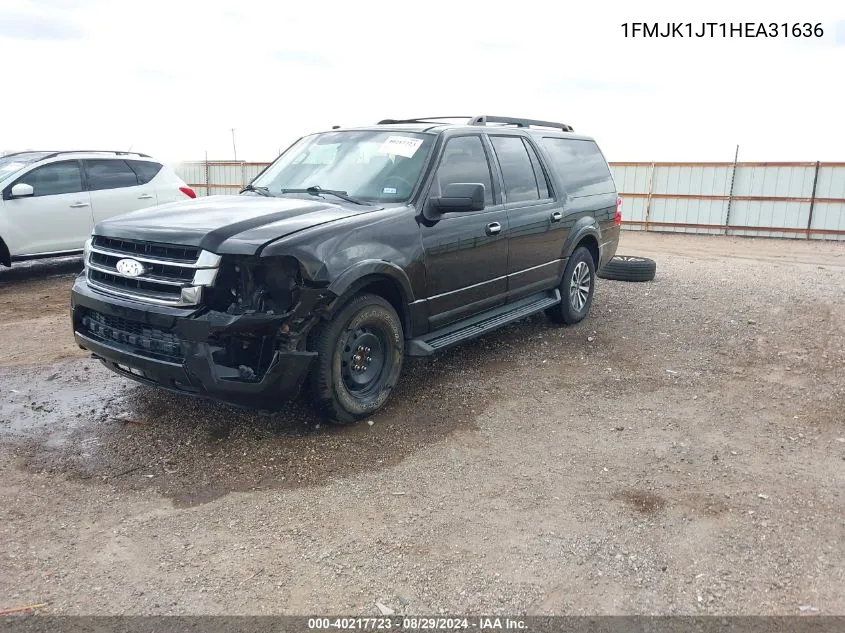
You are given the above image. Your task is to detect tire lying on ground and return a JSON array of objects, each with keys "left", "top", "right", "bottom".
[{"left": 597, "top": 255, "right": 657, "bottom": 282}]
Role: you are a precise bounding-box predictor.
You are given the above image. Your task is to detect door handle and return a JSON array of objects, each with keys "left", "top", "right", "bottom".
[
  {"left": 551, "top": 211, "right": 563, "bottom": 222},
  {"left": 486, "top": 222, "right": 502, "bottom": 236},
  {"left": 69, "top": 202, "right": 90, "bottom": 208},
  {"left": 138, "top": 194, "right": 154, "bottom": 200}
]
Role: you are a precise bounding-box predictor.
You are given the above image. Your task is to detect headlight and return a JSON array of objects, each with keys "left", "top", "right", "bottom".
[{"left": 205, "top": 256, "right": 301, "bottom": 314}]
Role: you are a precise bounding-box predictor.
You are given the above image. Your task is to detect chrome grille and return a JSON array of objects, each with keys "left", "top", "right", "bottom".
[
  {"left": 85, "top": 236, "right": 221, "bottom": 307},
  {"left": 89, "top": 250, "right": 195, "bottom": 282}
]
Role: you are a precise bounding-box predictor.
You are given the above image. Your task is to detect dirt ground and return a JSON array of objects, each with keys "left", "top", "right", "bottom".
[{"left": 0, "top": 232, "right": 843, "bottom": 616}]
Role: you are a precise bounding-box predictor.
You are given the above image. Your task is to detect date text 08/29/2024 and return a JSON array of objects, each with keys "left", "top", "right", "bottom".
[
  {"left": 307, "top": 617, "right": 527, "bottom": 630},
  {"left": 621, "top": 22, "right": 825, "bottom": 38}
]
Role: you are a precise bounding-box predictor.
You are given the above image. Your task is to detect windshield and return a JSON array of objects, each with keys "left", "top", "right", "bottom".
[
  {"left": 0, "top": 152, "right": 50, "bottom": 182},
  {"left": 251, "top": 130, "right": 435, "bottom": 203}
]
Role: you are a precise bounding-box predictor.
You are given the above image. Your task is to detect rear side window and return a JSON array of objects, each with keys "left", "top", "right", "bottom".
[
  {"left": 126, "top": 160, "right": 163, "bottom": 185},
  {"left": 16, "top": 160, "right": 84, "bottom": 197},
  {"left": 490, "top": 136, "right": 540, "bottom": 203},
  {"left": 539, "top": 138, "right": 614, "bottom": 197},
  {"left": 84, "top": 159, "right": 140, "bottom": 190}
]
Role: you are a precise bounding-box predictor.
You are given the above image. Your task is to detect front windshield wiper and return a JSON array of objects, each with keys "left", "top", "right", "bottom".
[
  {"left": 239, "top": 184, "right": 272, "bottom": 196},
  {"left": 280, "top": 186, "right": 368, "bottom": 206}
]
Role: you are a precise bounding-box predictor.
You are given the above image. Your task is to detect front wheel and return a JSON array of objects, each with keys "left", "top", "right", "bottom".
[
  {"left": 546, "top": 246, "right": 596, "bottom": 325},
  {"left": 308, "top": 293, "right": 404, "bottom": 424}
]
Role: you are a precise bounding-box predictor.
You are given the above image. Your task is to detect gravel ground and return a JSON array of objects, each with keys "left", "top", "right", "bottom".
[{"left": 0, "top": 232, "right": 843, "bottom": 616}]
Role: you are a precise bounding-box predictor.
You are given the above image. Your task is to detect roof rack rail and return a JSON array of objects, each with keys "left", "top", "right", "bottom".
[
  {"left": 468, "top": 115, "right": 574, "bottom": 132},
  {"left": 53, "top": 150, "right": 152, "bottom": 159},
  {"left": 1, "top": 150, "right": 151, "bottom": 160},
  {"left": 376, "top": 116, "right": 574, "bottom": 132},
  {"left": 377, "top": 116, "right": 474, "bottom": 125},
  {"left": 0, "top": 150, "right": 63, "bottom": 159}
]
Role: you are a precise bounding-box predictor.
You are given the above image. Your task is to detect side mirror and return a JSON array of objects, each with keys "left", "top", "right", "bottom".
[
  {"left": 429, "top": 183, "right": 485, "bottom": 213},
  {"left": 10, "top": 183, "right": 34, "bottom": 198}
]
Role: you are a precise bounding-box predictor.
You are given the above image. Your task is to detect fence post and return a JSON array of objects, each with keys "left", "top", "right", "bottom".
[
  {"left": 204, "top": 151, "right": 209, "bottom": 197},
  {"left": 644, "top": 162, "right": 655, "bottom": 231},
  {"left": 724, "top": 144, "right": 739, "bottom": 235},
  {"left": 806, "top": 161, "right": 821, "bottom": 239}
]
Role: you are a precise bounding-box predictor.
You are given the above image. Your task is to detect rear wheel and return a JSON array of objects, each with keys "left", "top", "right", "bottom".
[
  {"left": 0, "top": 237, "right": 10, "bottom": 267},
  {"left": 546, "top": 246, "right": 596, "bottom": 325},
  {"left": 308, "top": 293, "right": 404, "bottom": 424}
]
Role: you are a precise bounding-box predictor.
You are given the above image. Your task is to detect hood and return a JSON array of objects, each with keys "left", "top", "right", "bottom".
[{"left": 93, "top": 194, "right": 383, "bottom": 255}]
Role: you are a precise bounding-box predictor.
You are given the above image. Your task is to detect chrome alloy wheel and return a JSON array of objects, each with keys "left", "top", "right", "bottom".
[{"left": 569, "top": 261, "right": 591, "bottom": 312}]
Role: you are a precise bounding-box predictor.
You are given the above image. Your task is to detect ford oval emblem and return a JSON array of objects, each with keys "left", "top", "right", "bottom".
[{"left": 115, "top": 258, "right": 146, "bottom": 277}]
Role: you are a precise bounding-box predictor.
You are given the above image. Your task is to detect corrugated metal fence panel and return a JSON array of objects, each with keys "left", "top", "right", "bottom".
[
  {"left": 176, "top": 162, "right": 269, "bottom": 194},
  {"left": 609, "top": 165, "right": 647, "bottom": 229},
  {"left": 728, "top": 200, "right": 811, "bottom": 238},
  {"left": 727, "top": 165, "right": 816, "bottom": 238},
  {"left": 648, "top": 198, "right": 728, "bottom": 234},
  {"left": 653, "top": 165, "right": 733, "bottom": 195},
  {"left": 207, "top": 164, "right": 241, "bottom": 190},
  {"left": 621, "top": 197, "right": 647, "bottom": 229},
  {"left": 732, "top": 164, "right": 816, "bottom": 198},
  {"left": 609, "top": 164, "right": 650, "bottom": 195},
  {"left": 176, "top": 163, "right": 206, "bottom": 188},
  {"left": 808, "top": 203, "right": 845, "bottom": 241},
  {"left": 816, "top": 165, "right": 845, "bottom": 200},
  {"left": 246, "top": 164, "right": 267, "bottom": 182},
  {"left": 647, "top": 165, "right": 731, "bottom": 234},
  {"left": 204, "top": 186, "right": 241, "bottom": 196},
  {"left": 810, "top": 166, "right": 845, "bottom": 241}
]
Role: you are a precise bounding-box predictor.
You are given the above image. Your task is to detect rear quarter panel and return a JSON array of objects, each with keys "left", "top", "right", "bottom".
[
  {"left": 533, "top": 134, "right": 619, "bottom": 267},
  {"left": 153, "top": 165, "right": 190, "bottom": 205}
]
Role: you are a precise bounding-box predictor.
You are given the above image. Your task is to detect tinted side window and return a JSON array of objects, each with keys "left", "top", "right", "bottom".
[
  {"left": 524, "top": 140, "right": 551, "bottom": 199},
  {"left": 539, "top": 138, "right": 614, "bottom": 197},
  {"left": 490, "top": 136, "right": 540, "bottom": 203},
  {"left": 84, "top": 159, "right": 140, "bottom": 191},
  {"left": 126, "top": 160, "right": 163, "bottom": 185},
  {"left": 18, "top": 161, "right": 84, "bottom": 197},
  {"left": 432, "top": 135, "right": 494, "bottom": 206}
]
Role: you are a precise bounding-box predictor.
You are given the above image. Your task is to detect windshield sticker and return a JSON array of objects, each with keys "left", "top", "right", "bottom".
[
  {"left": 378, "top": 136, "right": 424, "bottom": 158},
  {"left": 382, "top": 187, "right": 398, "bottom": 194}
]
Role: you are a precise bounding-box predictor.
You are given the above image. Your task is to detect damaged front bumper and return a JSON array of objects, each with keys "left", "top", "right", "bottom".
[{"left": 70, "top": 274, "right": 330, "bottom": 409}]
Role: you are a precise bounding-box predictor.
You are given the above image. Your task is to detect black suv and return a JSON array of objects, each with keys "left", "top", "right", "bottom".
[{"left": 71, "top": 116, "right": 621, "bottom": 423}]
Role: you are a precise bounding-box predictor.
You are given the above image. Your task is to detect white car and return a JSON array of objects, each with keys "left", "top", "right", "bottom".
[{"left": 0, "top": 150, "right": 196, "bottom": 267}]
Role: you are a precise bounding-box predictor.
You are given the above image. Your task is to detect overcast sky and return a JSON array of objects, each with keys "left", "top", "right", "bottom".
[{"left": 2, "top": 0, "right": 844, "bottom": 165}]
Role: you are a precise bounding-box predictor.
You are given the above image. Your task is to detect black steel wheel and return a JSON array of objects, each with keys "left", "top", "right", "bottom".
[
  {"left": 339, "top": 326, "right": 388, "bottom": 398},
  {"left": 308, "top": 293, "right": 404, "bottom": 424}
]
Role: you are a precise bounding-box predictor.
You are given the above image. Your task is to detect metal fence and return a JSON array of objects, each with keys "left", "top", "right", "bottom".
[
  {"left": 177, "top": 161, "right": 270, "bottom": 198},
  {"left": 175, "top": 160, "right": 845, "bottom": 241}
]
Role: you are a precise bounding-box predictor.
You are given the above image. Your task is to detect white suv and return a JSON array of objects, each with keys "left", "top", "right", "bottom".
[{"left": 0, "top": 150, "right": 196, "bottom": 267}]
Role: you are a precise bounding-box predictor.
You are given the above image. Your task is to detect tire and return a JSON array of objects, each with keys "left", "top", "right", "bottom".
[
  {"left": 307, "top": 293, "right": 404, "bottom": 424},
  {"left": 0, "top": 237, "right": 10, "bottom": 268},
  {"left": 546, "top": 246, "right": 596, "bottom": 325},
  {"left": 597, "top": 255, "right": 657, "bottom": 282}
]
